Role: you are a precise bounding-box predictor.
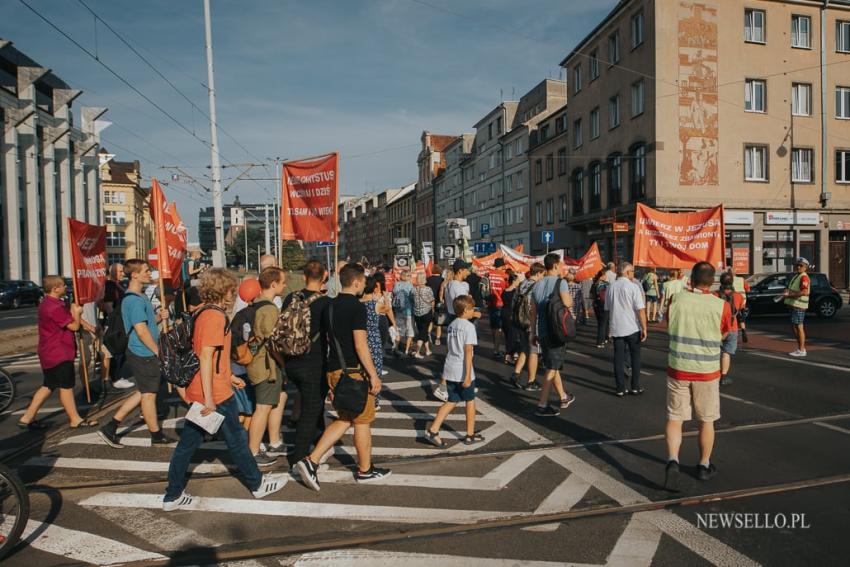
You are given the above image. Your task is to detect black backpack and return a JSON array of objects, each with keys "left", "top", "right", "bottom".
[
  {"left": 159, "top": 305, "right": 229, "bottom": 388},
  {"left": 511, "top": 284, "right": 534, "bottom": 330},
  {"left": 547, "top": 278, "right": 576, "bottom": 345},
  {"left": 103, "top": 295, "right": 132, "bottom": 356},
  {"left": 230, "top": 300, "right": 273, "bottom": 365}
]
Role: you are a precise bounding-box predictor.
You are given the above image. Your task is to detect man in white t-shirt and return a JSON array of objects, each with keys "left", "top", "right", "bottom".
[
  {"left": 605, "top": 262, "right": 647, "bottom": 396},
  {"left": 605, "top": 262, "right": 618, "bottom": 285},
  {"left": 444, "top": 260, "right": 471, "bottom": 319}
]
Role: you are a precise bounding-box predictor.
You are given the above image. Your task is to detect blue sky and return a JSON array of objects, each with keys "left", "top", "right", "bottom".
[{"left": 4, "top": 0, "right": 617, "bottom": 238}]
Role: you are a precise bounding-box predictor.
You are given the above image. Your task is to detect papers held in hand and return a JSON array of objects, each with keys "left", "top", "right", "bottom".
[{"left": 185, "top": 402, "right": 224, "bottom": 434}]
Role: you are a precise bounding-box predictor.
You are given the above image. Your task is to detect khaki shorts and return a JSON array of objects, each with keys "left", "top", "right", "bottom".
[
  {"left": 327, "top": 369, "right": 376, "bottom": 425},
  {"left": 666, "top": 377, "right": 720, "bottom": 422}
]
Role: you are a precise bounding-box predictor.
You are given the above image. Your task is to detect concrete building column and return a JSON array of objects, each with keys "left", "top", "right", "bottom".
[
  {"left": 57, "top": 141, "right": 73, "bottom": 276},
  {"left": 19, "top": 89, "right": 42, "bottom": 283},
  {"left": 72, "top": 145, "right": 85, "bottom": 222},
  {"left": 42, "top": 138, "right": 58, "bottom": 275},
  {"left": 2, "top": 122, "right": 22, "bottom": 280}
]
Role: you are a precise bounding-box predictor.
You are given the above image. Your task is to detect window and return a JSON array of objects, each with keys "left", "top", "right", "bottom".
[
  {"left": 102, "top": 190, "right": 111, "bottom": 204},
  {"left": 629, "top": 143, "right": 647, "bottom": 200},
  {"left": 573, "top": 118, "right": 583, "bottom": 148},
  {"left": 515, "top": 138, "right": 523, "bottom": 155},
  {"left": 589, "top": 162, "right": 602, "bottom": 211},
  {"left": 609, "top": 95, "right": 621, "bottom": 128},
  {"left": 107, "top": 253, "right": 124, "bottom": 266},
  {"left": 608, "top": 32, "right": 620, "bottom": 64},
  {"left": 838, "top": 21, "right": 850, "bottom": 52},
  {"left": 791, "top": 15, "right": 811, "bottom": 48},
  {"left": 540, "top": 124, "right": 550, "bottom": 142},
  {"left": 497, "top": 116, "right": 503, "bottom": 134},
  {"left": 572, "top": 169, "right": 584, "bottom": 215},
  {"left": 555, "top": 115, "right": 565, "bottom": 134},
  {"left": 573, "top": 65, "right": 582, "bottom": 93},
  {"left": 506, "top": 143, "right": 513, "bottom": 160},
  {"left": 631, "top": 11, "right": 645, "bottom": 48},
  {"left": 516, "top": 205, "right": 524, "bottom": 223},
  {"left": 837, "top": 150, "right": 850, "bottom": 182},
  {"left": 535, "top": 201, "right": 543, "bottom": 225},
  {"left": 631, "top": 81, "right": 645, "bottom": 117},
  {"left": 559, "top": 194, "right": 568, "bottom": 221},
  {"left": 488, "top": 123, "right": 493, "bottom": 140},
  {"left": 104, "top": 211, "right": 126, "bottom": 225},
  {"left": 745, "top": 79, "right": 766, "bottom": 112},
  {"left": 490, "top": 182, "right": 498, "bottom": 199},
  {"left": 745, "top": 9, "right": 766, "bottom": 43},
  {"left": 489, "top": 153, "right": 496, "bottom": 169},
  {"left": 546, "top": 153, "right": 554, "bottom": 180},
  {"left": 516, "top": 172, "right": 524, "bottom": 190},
  {"left": 607, "top": 153, "right": 623, "bottom": 206},
  {"left": 106, "top": 231, "right": 126, "bottom": 247},
  {"left": 791, "top": 148, "right": 813, "bottom": 182},
  {"left": 792, "top": 83, "right": 812, "bottom": 116},
  {"left": 837, "top": 86, "right": 850, "bottom": 118},
  {"left": 546, "top": 198, "right": 554, "bottom": 224},
  {"left": 535, "top": 159, "right": 543, "bottom": 184},
  {"left": 590, "top": 107, "right": 600, "bottom": 139},
  {"left": 557, "top": 147, "right": 567, "bottom": 176},
  {"left": 590, "top": 50, "right": 599, "bottom": 80},
  {"left": 744, "top": 145, "right": 768, "bottom": 181},
  {"left": 506, "top": 175, "right": 513, "bottom": 193}
]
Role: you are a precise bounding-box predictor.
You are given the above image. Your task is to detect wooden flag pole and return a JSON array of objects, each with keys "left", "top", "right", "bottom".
[{"left": 67, "top": 218, "right": 92, "bottom": 404}]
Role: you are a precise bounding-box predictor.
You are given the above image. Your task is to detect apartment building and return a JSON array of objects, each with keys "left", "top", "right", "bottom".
[
  {"left": 557, "top": 0, "right": 850, "bottom": 287},
  {"left": 415, "top": 132, "right": 459, "bottom": 252},
  {"left": 386, "top": 182, "right": 416, "bottom": 260},
  {"left": 98, "top": 151, "right": 152, "bottom": 265},
  {"left": 338, "top": 190, "right": 400, "bottom": 265},
  {"left": 434, "top": 134, "right": 474, "bottom": 254},
  {"left": 1, "top": 40, "right": 106, "bottom": 281}
]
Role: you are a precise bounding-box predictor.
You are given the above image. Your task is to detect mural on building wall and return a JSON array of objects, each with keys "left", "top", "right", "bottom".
[{"left": 678, "top": 2, "right": 719, "bottom": 186}]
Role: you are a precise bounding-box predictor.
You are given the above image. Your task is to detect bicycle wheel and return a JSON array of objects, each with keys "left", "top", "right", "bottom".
[
  {"left": 0, "top": 463, "right": 29, "bottom": 560},
  {"left": 0, "top": 369, "right": 15, "bottom": 414}
]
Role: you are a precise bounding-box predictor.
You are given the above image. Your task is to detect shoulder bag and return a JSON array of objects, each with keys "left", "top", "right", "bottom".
[{"left": 328, "top": 303, "right": 370, "bottom": 415}]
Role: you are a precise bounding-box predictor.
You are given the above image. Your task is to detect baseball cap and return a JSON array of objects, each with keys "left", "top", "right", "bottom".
[
  {"left": 494, "top": 258, "right": 505, "bottom": 268},
  {"left": 795, "top": 257, "right": 810, "bottom": 267},
  {"left": 452, "top": 259, "right": 471, "bottom": 271},
  {"left": 238, "top": 277, "right": 261, "bottom": 302}
]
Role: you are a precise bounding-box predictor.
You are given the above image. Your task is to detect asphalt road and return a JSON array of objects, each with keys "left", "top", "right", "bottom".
[
  {"left": 0, "top": 306, "right": 38, "bottom": 332},
  {"left": 1, "top": 310, "right": 849, "bottom": 566}
]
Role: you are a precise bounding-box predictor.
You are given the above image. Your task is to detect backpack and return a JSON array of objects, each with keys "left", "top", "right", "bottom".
[
  {"left": 392, "top": 286, "right": 410, "bottom": 311},
  {"left": 230, "top": 300, "right": 273, "bottom": 365},
  {"left": 595, "top": 281, "right": 609, "bottom": 304},
  {"left": 102, "top": 297, "right": 130, "bottom": 356},
  {"left": 270, "top": 292, "right": 323, "bottom": 357},
  {"left": 512, "top": 284, "right": 534, "bottom": 330},
  {"left": 547, "top": 277, "right": 577, "bottom": 345},
  {"left": 159, "top": 305, "right": 229, "bottom": 388},
  {"left": 642, "top": 273, "right": 652, "bottom": 292}
]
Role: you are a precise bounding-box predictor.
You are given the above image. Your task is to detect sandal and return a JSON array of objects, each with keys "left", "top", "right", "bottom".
[
  {"left": 423, "top": 425, "right": 447, "bottom": 448},
  {"left": 463, "top": 432, "right": 485, "bottom": 445},
  {"left": 17, "top": 420, "right": 49, "bottom": 431},
  {"left": 70, "top": 418, "right": 99, "bottom": 429}
]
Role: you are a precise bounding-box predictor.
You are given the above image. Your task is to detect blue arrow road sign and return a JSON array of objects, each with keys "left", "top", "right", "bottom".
[
  {"left": 316, "top": 241, "right": 335, "bottom": 247},
  {"left": 542, "top": 231, "right": 555, "bottom": 245},
  {"left": 480, "top": 223, "right": 490, "bottom": 236},
  {"left": 473, "top": 242, "right": 497, "bottom": 255}
]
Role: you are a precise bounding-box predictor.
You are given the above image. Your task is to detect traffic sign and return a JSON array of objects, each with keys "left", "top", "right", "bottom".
[
  {"left": 480, "top": 223, "right": 490, "bottom": 236},
  {"left": 316, "top": 241, "right": 335, "bottom": 247},
  {"left": 473, "top": 242, "right": 497, "bottom": 255},
  {"left": 612, "top": 223, "right": 629, "bottom": 233},
  {"left": 541, "top": 230, "right": 555, "bottom": 245},
  {"left": 440, "top": 245, "right": 457, "bottom": 259}
]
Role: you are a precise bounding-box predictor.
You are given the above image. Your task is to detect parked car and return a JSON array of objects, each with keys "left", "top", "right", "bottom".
[
  {"left": 746, "top": 272, "right": 843, "bottom": 319},
  {"left": 0, "top": 280, "right": 45, "bottom": 309},
  {"left": 63, "top": 278, "right": 75, "bottom": 306}
]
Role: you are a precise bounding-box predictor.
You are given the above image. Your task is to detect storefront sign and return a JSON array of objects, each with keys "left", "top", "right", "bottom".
[
  {"left": 724, "top": 210, "right": 754, "bottom": 225},
  {"left": 765, "top": 211, "right": 820, "bottom": 225},
  {"left": 732, "top": 246, "right": 750, "bottom": 275}
]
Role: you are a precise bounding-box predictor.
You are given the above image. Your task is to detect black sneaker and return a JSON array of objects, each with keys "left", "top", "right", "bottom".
[
  {"left": 664, "top": 460, "right": 680, "bottom": 492},
  {"left": 97, "top": 423, "right": 124, "bottom": 449},
  {"left": 354, "top": 466, "right": 392, "bottom": 484},
  {"left": 295, "top": 458, "right": 321, "bottom": 491},
  {"left": 560, "top": 393, "right": 576, "bottom": 409},
  {"left": 507, "top": 373, "right": 521, "bottom": 388},
  {"left": 524, "top": 381, "right": 541, "bottom": 392},
  {"left": 720, "top": 376, "right": 733, "bottom": 386},
  {"left": 150, "top": 431, "right": 175, "bottom": 445},
  {"left": 741, "top": 329, "right": 749, "bottom": 344},
  {"left": 534, "top": 405, "right": 560, "bottom": 417},
  {"left": 253, "top": 451, "right": 278, "bottom": 467},
  {"left": 697, "top": 463, "right": 718, "bottom": 481}
]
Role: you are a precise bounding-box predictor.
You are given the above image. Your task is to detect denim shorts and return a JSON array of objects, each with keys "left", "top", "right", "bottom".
[
  {"left": 721, "top": 331, "right": 738, "bottom": 355},
  {"left": 446, "top": 380, "right": 476, "bottom": 403},
  {"left": 488, "top": 307, "right": 502, "bottom": 329},
  {"left": 790, "top": 308, "right": 806, "bottom": 325},
  {"left": 541, "top": 336, "right": 567, "bottom": 371}
]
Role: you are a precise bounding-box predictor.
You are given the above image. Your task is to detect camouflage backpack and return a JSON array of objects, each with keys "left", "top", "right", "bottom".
[{"left": 270, "top": 291, "right": 322, "bottom": 357}]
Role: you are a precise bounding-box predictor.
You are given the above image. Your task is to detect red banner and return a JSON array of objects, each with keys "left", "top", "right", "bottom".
[
  {"left": 281, "top": 153, "right": 339, "bottom": 242},
  {"left": 149, "top": 179, "right": 173, "bottom": 278},
  {"left": 633, "top": 203, "right": 726, "bottom": 269},
  {"left": 572, "top": 242, "right": 604, "bottom": 282},
  {"left": 67, "top": 218, "right": 107, "bottom": 304}
]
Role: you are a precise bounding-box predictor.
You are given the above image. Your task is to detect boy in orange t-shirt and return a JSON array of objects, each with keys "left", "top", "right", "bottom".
[{"left": 163, "top": 268, "right": 286, "bottom": 511}]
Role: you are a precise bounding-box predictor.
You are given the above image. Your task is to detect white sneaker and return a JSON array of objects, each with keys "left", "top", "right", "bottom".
[
  {"left": 112, "top": 378, "right": 135, "bottom": 389},
  {"left": 381, "top": 370, "right": 389, "bottom": 376},
  {"left": 252, "top": 473, "right": 288, "bottom": 499},
  {"left": 162, "top": 491, "right": 194, "bottom": 511},
  {"left": 265, "top": 442, "right": 287, "bottom": 457},
  {"left": 433, "top": 386, "right": 448, "bottom": 402},
  {"left": 789, "top": 350, "right": 807, "bottom": 357}
]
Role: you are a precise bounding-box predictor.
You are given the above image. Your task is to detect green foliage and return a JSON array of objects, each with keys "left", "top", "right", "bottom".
[
  {"left": 225, "top": 226, "right": 264, "bottom": 270},
  {"left": 281, "top": 240, "right": 306, "bottom": 272}
]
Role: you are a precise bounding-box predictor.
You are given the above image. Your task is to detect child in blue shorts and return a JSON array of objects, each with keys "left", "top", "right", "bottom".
[{"left": 425, "top": 294, "right": 484, "bottom": 447}]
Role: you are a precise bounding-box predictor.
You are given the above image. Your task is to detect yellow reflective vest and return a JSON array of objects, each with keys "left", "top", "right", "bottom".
[
  {"left": 784, "top": 273, "right": 809, "bottom": 309},
  {"left": 667, "top": 290, "right": 725, "bottom": 379},
  {"left": 733, "top": 276, "right": 746, "bottom": 293}
]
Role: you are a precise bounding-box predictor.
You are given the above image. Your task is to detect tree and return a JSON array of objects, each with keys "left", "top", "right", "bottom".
[
  {"left": 281, "top": 240, "right": 306, "bottom": 271},
  {"left": 225, "top": 226, "right": 264, "bottom": 270}
]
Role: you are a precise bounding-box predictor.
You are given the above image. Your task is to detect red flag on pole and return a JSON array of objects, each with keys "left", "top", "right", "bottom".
[
  {"left": 281, "top": 153, "right": 339, "bottom": 242},
  {"left": 67, "top": 218, "right": 107, "bottom": 304},
  {"left": 149, "top": 179, "right": 173, "bottom": 278},
  {"left": 148, "top": 202, "right": 188, "bottom": 288}
]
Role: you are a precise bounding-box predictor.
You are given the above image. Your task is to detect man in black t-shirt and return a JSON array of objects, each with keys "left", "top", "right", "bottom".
[
  {"left": 284, "top": 261, "right": 331, "bottom": 467},
  {"left": 425, "top": 266, "right": 443, "bottom": 344},
  {"left": 295, "top": 263, "right": 391, "bottom": 490},
  {"left": 98, "top": 264, "right": 133, "bottom": 388}
]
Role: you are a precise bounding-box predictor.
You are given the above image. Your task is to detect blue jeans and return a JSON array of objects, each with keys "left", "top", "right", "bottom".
[{"left": 164, "top": 395, "right": 262, "bottom": 501}]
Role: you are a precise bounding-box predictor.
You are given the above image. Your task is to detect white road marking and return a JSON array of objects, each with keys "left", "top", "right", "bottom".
[
  {"left": 815, "top": 421, "right": 850, "bottom": 435},
  {"left": 604, "top": 513, "right": 663, "bottom": 567},
  {"left": 288, "top": 549, "right": 572, "bottom": 567},
  {"left": 21, "top": 519, "right": 166, "bottom": 565},
  {"left": 523, "top": 470, "right": 591, "bottom": 532},
  {"left": 746, "top": 351, "right": 850, "bottom": 373},
  {"left": 474, "top": 398, "right": 550, "bottom": 445},
  {"left": 567, "top": 349, "right": 591, "bottom": 359},
  {"left": 8, "top": 404, "right": 93, "bottom": 416},
  {"left": 90, "top": 506, "right": 219, "bottom": 551},
  {"left": 25, "top": 456, "right": 232, "bottom": 474},
  {"left": 79, "top": 492, "right": 513, "bottom": 525},
  {"left": 720, "top": 393, "right": 797, "bottom": 417},
  {"left": 383, "top": 379, "right": 435, "bottom": 391}
]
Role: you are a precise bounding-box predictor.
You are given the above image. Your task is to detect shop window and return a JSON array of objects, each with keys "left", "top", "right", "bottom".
[
  {"left": 799, "top": 231, "right": 818, "bottom": 269},
  {"left": 725, "top": 231, "right": 753, "bottom": 275},
  {"left": 762, "top": 230, "right": 795, "bottom": 273}
]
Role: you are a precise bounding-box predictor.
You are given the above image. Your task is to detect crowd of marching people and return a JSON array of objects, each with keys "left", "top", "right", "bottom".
[{"left": 16, "top": 247, "right": 814, "bottom": 504}]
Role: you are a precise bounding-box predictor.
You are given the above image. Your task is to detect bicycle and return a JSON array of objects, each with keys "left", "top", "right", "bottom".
[
  {"left": 0, "top": 367, "right": 15, "bottom": 414},
  {"left": 0, "top": 462, "right": 29, "bottom": 560}
]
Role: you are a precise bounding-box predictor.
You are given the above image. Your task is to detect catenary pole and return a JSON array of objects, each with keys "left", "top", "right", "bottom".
[{"left": 203, "top": 0, "right": 225, "bottom": 268}]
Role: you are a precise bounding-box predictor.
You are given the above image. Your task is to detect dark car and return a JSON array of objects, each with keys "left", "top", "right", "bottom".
[
  {"left": 0, "top": 280, "right": 45, "bottom": 309},
  {"left": 746, "top": 272, "right": 843, "bottom": 319},
  {"left": 63, "top": 278, "right": 75, "bottom": 306}
]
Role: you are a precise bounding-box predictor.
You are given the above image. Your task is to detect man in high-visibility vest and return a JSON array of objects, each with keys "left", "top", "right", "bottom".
[
  {"left": 783, "top": 257, "right": 811, "bottom": 357},
  {"left": 728, "top": 267, "right": 750, "bottom": 343},
  {"left": 664, "top": 262, "right": 734, "bottom": 491},
  {"left": 659, "top": 268, "right": 687, "bottom": 321}
]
